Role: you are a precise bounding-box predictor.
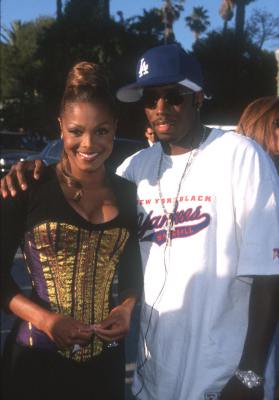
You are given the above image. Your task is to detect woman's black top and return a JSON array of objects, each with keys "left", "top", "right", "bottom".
[{"left": 0, "top": 165, "right": 142, "bottom": 362}]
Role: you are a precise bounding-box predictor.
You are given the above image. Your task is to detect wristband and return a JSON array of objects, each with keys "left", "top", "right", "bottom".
[{"left": 234, "top": 369, "right": 264, "bottom": 389}]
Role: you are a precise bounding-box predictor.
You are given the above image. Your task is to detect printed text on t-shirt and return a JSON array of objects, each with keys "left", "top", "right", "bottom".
[{"left": 138, "top": 205, "right": 211, "bottom": 245}]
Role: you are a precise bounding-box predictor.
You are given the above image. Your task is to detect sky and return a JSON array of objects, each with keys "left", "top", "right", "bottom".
[{"left": 1, "top": 0, "right": 278, "bottom": 51}]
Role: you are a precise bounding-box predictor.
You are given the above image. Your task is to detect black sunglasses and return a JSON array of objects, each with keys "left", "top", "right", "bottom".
[
  {"left": 273, "top": 118, "right": 279, "bottom": 128},
  {"left": 141, "top": 89, "right": 193, "bottom": 109}
]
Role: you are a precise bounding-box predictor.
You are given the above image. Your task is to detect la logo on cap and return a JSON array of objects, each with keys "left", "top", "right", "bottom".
[{"left": 138, "top": 58, "right": 149, "bottom": 78}]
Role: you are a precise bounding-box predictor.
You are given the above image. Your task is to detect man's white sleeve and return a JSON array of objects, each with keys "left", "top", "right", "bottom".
[
  {"left": 233, "top": 143, "right": 279, "bottom": 276},
  {"left": 116, "top": 154, "right": 136, "bottom": 183}
]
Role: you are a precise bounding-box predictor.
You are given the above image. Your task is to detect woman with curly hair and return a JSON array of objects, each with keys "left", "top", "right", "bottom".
[
  {"left": 237, "top": 95, "right": 279, "bottom": 400},
  {"left": 237, "top": 96, "right": 279, "bottom": 172}
]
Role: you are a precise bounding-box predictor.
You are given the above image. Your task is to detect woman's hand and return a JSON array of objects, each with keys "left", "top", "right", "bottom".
[
  {"left": 93, "top": 297, "right": 137, "bottom": 342},
  {"left": 8, "top": 294, "right": 94, "bottom": 350},
  {"left": 41, "top": 312, "right": 94, "bottom": 350},
  {"left": 0, "top": 159, "right": 44, "bottom": 198}
]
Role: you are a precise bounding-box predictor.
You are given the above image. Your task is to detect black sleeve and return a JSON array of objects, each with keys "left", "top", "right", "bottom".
[
  {"left": 0, "top": 190, "right": 28, "bottom": 310},
  {"left": 113, "top": 176, "right": 143, "bottom": 302},
  {"left": 117, "top": 227, "right": 143, "bottom": 302}
]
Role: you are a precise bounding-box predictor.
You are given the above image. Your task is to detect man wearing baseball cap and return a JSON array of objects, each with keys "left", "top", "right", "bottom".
[
  {"left": 1, "top": 44, "right": 279, "bottom": 400},
  {"left": 116, "top": 44, "right": 279, "bottom": 400}
]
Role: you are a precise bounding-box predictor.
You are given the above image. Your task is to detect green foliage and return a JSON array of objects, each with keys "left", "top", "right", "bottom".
[
  {"left": 193, "top": 29, "right": 277, "bottom": 124},
  {"left": 185, "top": 6, "right": 210, "bottom": 40},
  {"left": 1, "top": 6, "right": 163, "bottom": 138},
  {"left": 125, "top": 8, "right": 165, "bottom": 41},
  {"left": 246, "top": 9, "right": 279, "bottom": 49},
  {"left": 63, "top": 0, "right": 110, "bottom": 22},
  {"left": 1, "top": 17, "right": 54, "bottom": 100},
  {"left": 0, "top": 17, "right": 54, "bottom": 134},
  {"left": 1, "top": 0, "right": 277, "bottom": 138}
]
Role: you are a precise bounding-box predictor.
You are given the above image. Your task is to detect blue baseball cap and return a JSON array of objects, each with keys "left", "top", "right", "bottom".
[{"left": 116, "top": 44, "right": 204, "bottom": 103}]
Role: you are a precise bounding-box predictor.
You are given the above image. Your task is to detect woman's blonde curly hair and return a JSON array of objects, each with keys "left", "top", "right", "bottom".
[{"left": 236, "top": 96, "right": 279, "bottom": 156}]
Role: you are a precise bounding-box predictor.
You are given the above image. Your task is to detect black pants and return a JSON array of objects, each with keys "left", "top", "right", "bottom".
[{"left": 2, "top": 341, "right": 125, "bottom": 400}]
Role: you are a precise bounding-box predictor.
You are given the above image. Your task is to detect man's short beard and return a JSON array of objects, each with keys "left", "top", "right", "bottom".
[{"left": 158, "top": 130, "right": 195, "bottom": 147}]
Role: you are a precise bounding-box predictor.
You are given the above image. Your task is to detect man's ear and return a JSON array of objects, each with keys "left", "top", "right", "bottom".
[{"left": 194, "top": 91, "right": 204, "bottom": 110}]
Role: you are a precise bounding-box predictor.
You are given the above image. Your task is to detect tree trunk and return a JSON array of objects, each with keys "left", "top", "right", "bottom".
[
  {"left": 56, "top": 0, "right": 62, "bottom": 20},
  {"left": 163, "top": 0, "right": 175, "bottom": 44},
  {"left": 235, "top": 0, "right": 245, "bottom": 39},
  {"left": 223, "top": 20, "right": 228, "bottom": 33},
  {"left": 194, "top": 31, "right": 200, "bottom": 41},
  {"left": 99, "top": 0, "right": 110, "bottom": 19}
]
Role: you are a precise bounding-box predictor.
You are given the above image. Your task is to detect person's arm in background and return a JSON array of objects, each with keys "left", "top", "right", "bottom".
[
  {"left": 220, "top": 276, "right": 279, "bottom": 400},
  {"left": 0, "top": 159, "right": 44, "bottom": 198}
]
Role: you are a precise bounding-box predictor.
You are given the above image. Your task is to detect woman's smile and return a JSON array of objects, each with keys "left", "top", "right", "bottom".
[
  {"left": 60, "top": 101, "right": 117, "bottom": 178},
  {"left": 77, "top": 151, "right": 99, "bottom": 162}
]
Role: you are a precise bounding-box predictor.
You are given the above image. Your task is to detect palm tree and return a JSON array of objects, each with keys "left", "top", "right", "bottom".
[
  {"left": 219, "top": 0, "right": 234, "bottom": 32},
  {"left": 185, "top": 6, "right": 210, "bottom": 41},
  {"left": 162, "top": 0, "right": 185, "bottom": 44},
  {"left": 219, "top": 0, "right": 255, "bottom": 38}
]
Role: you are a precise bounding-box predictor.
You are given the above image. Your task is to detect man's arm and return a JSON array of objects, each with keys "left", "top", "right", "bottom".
[
  {"left": 0, "top": 159, "right": 44, "bottom": 197},
  {"left": 220, "top": 275, "right": 279, "bottom": 400}
]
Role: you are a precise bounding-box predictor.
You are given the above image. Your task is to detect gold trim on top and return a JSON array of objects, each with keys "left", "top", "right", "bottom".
[{"left": 26, "top": 221, "right": 129, "bottom": 361}]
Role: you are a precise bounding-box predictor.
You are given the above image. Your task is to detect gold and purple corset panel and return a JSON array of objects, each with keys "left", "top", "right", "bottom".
[{"left": 17, "top": 221, "right": 129, "bottom": 362}]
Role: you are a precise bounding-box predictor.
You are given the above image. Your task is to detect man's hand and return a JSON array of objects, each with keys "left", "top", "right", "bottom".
[
  {"left": 220, "top": 375, "right": 263, "bottom": 400},
  {"left": 0, "top": 159, "right": 44, "bottom": 198}
]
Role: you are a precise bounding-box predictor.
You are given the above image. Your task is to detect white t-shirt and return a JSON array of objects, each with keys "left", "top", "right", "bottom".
[{"left": 117, "top": 129, "right": 279, "bottom": 400}]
